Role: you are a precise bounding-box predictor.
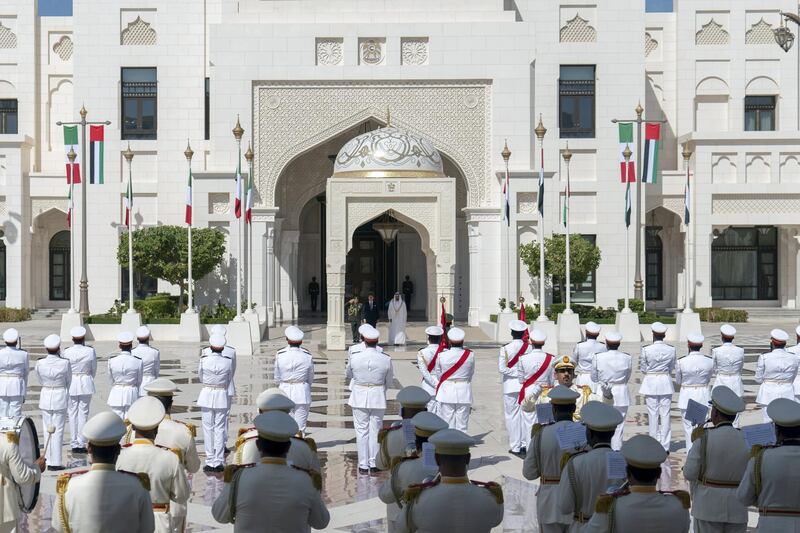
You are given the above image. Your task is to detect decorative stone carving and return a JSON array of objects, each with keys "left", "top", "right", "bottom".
[
  {"left": 52, "top": 36, "right": 73, "bottom": 61},
  {"left": 560, "top": 15, "right": 597, "bottom": 43},
  {"left": 401, "top": 38, "right": 428, "bottom": 66},
  {"left": 0, "top": 23, "right": 17, "bottom": 49},
  {"left": 359, "top": 38, "right": 385, "bottom": 65},
  {"left": 645, "top": 32, "right": 659, "bottom": 57},
  {"left": 745, "top": 19, "right": 775, "bottom": 45},
  {"left": 31, "top": 199, "right": 68, "bottom": 217},
  {"left": 316, "top": 38, "right": 343, "bottom": 66},
  {"left": 696, "top": 19, "right": 730, "bottom": 45},
  {"left": 121, "top": 16, "right": 156, "bottom": 46},
  {"left": 208, "top": 193, "right": 230, "bottom": 215},
  {"left": 333, "top": 126, "right": 444, "bottom": 177},
  {"left": 517, "top": 192, "right": 537, "bottom": 214},
  {"left": 661, "top": 197, "right": 684, "bottom": 219},
  {"left": 712, "top": 194, "right": 800, "bottom": 214}
]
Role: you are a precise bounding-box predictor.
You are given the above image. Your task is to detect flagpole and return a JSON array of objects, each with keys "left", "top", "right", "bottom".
[
  {"left": 66, "top": 150, "right": 77, "bottom": 314},
  {"left": 682, "top": 144, "right": 693, "bottom": 312},
  {"left": 245, "top": 143, "right": 254, "bottom": 309},
  {"left": 123, "top": 144, "right": 135, "bottom": 315},
  {"left": 534, "top": 116, "right": 547, "bottom": 320},
  {"left": 562, "top": 143, "right": 572, "bottom": 313},
  {"left": 501, "top": 141, "right": 512, "bottom": 307},
  {"left": 622, "top": 144, "right": 633, "bottom": 312},
  {"left": 233, "top": 118, "right": 244, "bottom": 321},
  {"left": 185, "top": 141, "right": 194, "bottom": 313}
]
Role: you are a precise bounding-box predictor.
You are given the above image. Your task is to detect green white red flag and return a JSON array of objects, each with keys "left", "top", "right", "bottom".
[
  {"left": 234, "top": 147, "right": 242, "bottom": 219},
  {"left": 185, "top": 168, "right": 193, "bottom": 225},
  {"left": 642, "top": 123, "right": 660, "bottom": 184},
  {"left": 618, "top": 123, "right": 635, "bottom": 183},
  {"left": 67, "top": 184, "right": 73, "bottom": 228},
  {"left": 63, "top": 126, "right": 80, "bottom": 184},
  {"left": 624, "top": 182, "right": 632, "bottom": 228},
  {"left": 684, "top": 166, "right": 690, "bottom": 225},
  {"left": 245, "top": 167, "right": 253, "bottom": 223},
  {"left": 89, "top": 125, "right": 104, "bottom": 184}
]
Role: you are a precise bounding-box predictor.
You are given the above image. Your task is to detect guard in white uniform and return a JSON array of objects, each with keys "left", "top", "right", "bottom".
[
  {"left": 711, "top": 324, "right": 744, "bottom": 398},
  {"left": 35, "top": 334, "right": 71, "bottom": 471},
  {"left": 786, "top": 325, "right": 800, "bottom": 402},
  {"left": 434, "top": 328, "right": 475, "bottom": 432},
  {"left": 398, "top": 429, "right": 504, "bottom": 533},
  {"left": 500, "top": 320, "right": 531, "bottom": 455},
  {"left": 683, "top": 386, "right": 748, "bottom": 533},
  {"left": 274, "top": 326, "right": 314, "bottom": 434},
  {"left": 585, "top": 435, "right": 690, "bottom": 533},
  {"left": 132, "top": 326, "right": 160, "bottom": 395},
  {"left": 63, "top": 326, "right": 96, "bottom": 454},
  {"left": 591, "top": 331, "right": 631, "bottom": 450},
  {"left": 349, "top": 324, "right": 385, "bottom": 356},
  {"left": 639, "top": 322, "right": 676, "bottom": 452},
  {"left": 523, "top": 386, "right": 581, "bottom": 533},
  {"left": 755, "top": 329, "right": 799, "bottom": 422},
  {"left": 0, "top": 408, "right": 45, "bottom": 533},
  {"left": 516, "top": 329, "right": 556, "bottom": 446},
  {"left": 53, "top": 411, "right": 154, "bottom": 533},
  {"left": 557, "top": 401, "right": 625, "bottom": 531},
  {"left": 208, "top": 325, "right": 237, "bottom": 445},
  {"left": 346, "top": 325, "right": 393, "bottom": 473},
  {"left": 376, "top": 386, "right": 431, "bottom": 471},
  {"left": 417, "top": 325, "right": 443, "bottom": 415},
  {"left": 379, "top": 411, "right": 446, "bottom": 533},
  {"left": 212, "top": 411, "right": 330, "bottom": 531},
  {"left": 676, "top": 333, "right": 713, "bottom": 453},
  {"left": 198, "top": 334, "right": 233, "bottom": 471},
  {"left": 106, "top": 331, "right": 143, "bottom": 420},
  {"left": 737, "top": 398, "right": 800, "bottom": 533},
  {"left": 573, "top": 321, "right": 607, "bottom": 393},
  {"left": 0, "top": 328, "right": 28, "bottom": 418}
]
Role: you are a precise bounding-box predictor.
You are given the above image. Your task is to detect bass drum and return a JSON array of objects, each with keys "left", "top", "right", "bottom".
[{"left": 0, "top": 417, "right": 41, "bottom": 513}]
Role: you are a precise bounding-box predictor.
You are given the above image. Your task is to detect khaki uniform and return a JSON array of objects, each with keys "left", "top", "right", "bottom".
[
  {"left": 233, "top": 427, "right": 320, "bottom": 472},
  {"left": 0, "top": 431, "right": 41, "bottom": 532},
  {"left": 535, "top": 384, "right": 598, "bottom": 421},
  {"left": 379, "top": 455, "right": 438, "bottom": 533},
  {"left": 52, "top": 463, "right": 154, "bottom": 533},
  {"left": 156, "top": 416, "right": 200, "bottom": 533},
  {"left": 376, "top": 423, "right": 407, "bottom": 471},
  {"left": 584, "top": 486, "right": 690, "bottom": 533},
  {"left": 737, "top": 443, "right": 800, "bottom": 532}
]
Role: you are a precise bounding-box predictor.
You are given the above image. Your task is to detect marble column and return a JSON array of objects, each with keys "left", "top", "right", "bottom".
[
  {"left": 466, "top": 219, "right": 481, "bottom": 326},
  {"left": 1, "top": 137, "right": 33, "bottom": 308}
]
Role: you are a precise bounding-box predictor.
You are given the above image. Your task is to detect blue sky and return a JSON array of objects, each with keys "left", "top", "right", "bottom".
[
  {"left": 646, "top": 0, "right": 674, "bottom": 12},
  {"left": 39, "top": 0, "right": 72, "bottom": 17}
]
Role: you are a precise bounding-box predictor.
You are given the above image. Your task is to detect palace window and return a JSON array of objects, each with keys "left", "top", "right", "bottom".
[
  {"left": 712, "top": 226, "right": 777, "bottom": 300},
  {"left": 121, "top": 68, "right": 157, "bottom": 140},
  {"left": 744, "top": 96, "right": 775, "bottom": 131},
  {"left": 0, "top": 99, "right": 18, "bottom": 134},
  {"left": 559, "top": 65, "right": 595, "bottom": 138},
  {"left": 120, "top": 269, "right": 158, "bottom": 302}
]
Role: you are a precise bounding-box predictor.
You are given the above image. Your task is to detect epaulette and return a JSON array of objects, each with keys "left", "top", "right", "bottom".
[
  {"left": 292, "top": 465, "right": 322, "bottom": 491},
  {"left": 661, "top": 490, "right": 691, "bottom": 509},
  {"left": 750, "top": 444, "right": 774, "bottom": 458},
  {"left": 222, "top": 355, "right": 232, "bottom": 359},
  {"left": 531, "top": 423, "right": 549, "bottom": 438},
  {"left": 293, "top": 435, "right": 317, "bottom": 453},
  {"left": 176, "top": 420, "right": 197, "bottom": 438},
  {"left": 238, "top": 426, "right": 255, "bottom": 437},
  {"left": 156, "top": 443, "right": 183, "bottom": 463},
  {"left": 235, "top": 433, "right": 257, "bottom": 450},
  {"left": 401, "top": 478, "right": 440, "bottom": 504},
  {"left": 301, "top": 347, "right": 311, "bottom": 354},
  {"left": 471, "top": 480, "right": 504, "bottom": 505},
  {"left": 595, "top": 488, "right": 630, "bottom": 513},
  {"left": 691, "top": 427, "right": 706, "bottom": 443},
  {"left": 223, "top": 463, "right": 255, "bottom": 483},
  {"left": 122, "top": 443, "right": 133, "bottom": 448},
  {"left": 5, "top": 432, "right": 18, "bottom": 445},
  {"left": 119, "top": 470, "right": 150, "bottom": 491},
  {"left": 276, "top": 347, "right": 288, "bottom": 354},
  {"left": 560, "top": 449, "right": 587, "bottom": 471},
  {"left": 132, "top": 355, "right": 141, "bottom": 360},
  {"left": 56, "top": 470, "right": 88, "bottom": 495},
  {"left": 378, "top": 425, "right": 401, "bottom": 443},
  {"left": 390, "top": 454, "right": 419, "bottom": 470}
]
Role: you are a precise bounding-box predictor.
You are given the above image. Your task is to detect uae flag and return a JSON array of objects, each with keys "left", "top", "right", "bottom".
[
  {"left": 185, "top": 168, "right": 193, "bottom": 225},
  {"left": 245, "top": 168, "right": 253, "bottom": 223},
  {"left": 684, "top": 167, "right": 691, "bottom": 225},
  {"left": 642, "top": 123, "right": 661, "bottom": 184},
  {"left": 63, "top": 126, "right": 81, "bottom": 184},
  {"left": 618, "top": 123, "right": 635, "bottom": 183},
  {"left": 537, "top": 145, "right": 545, "bottom": 216},
  {"left": 624, "top": 181, "right": 632, "bottom": 228},
  {"left": 89, "top": 125, "right": 104, "bottom": 184},
  {"left": 124, "top": 165, "right": 133, "bottom": 227},
  {"left": 67, "top": 184, "right": 73, "bottom": 229},
  {"left": 234, "top": 150, "right": 242, "bottom": 219},
  {"left": 502, "top": 167, "right": 510, "bottom": 226}
]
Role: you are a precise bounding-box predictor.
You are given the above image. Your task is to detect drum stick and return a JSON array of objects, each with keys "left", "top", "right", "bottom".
[{"left": 43, "top": 425, "right": 55, "bottom": 457}]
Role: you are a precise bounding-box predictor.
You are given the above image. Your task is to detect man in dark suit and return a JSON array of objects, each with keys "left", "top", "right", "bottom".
[{"left": 362, "top": 293, "right": 380, "bottom": 327}]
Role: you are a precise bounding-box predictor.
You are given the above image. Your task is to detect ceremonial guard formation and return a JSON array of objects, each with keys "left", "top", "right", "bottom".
[
  {"left": 675, "top": 334, "right": 714, "bottom": 452},
  {"left": 376, "top": 386, "right": 430, "bottom": 471},
  {"left": 591, "top": 331, "right": 632, "bottom": 450},
  {"left": 197, "top": 334, "right": 233, "bottom": 472},
  {"left": 106, "top": 332, "right": 143, "bottom": 420},
  {"left": 0, "top": 328, "right": 28, "bottom": 418},
  {"left": 433, "top": 328, "right": 475, "bottom": 431},
  {"left": 638, "top": 322, "right": 675, "bottom": 451},
  {"left": 711, "top": 324, "right": 745, "bottom": 396},
  {"left": 500, "top": 320, "right": 531, "bottom": 455},
  {"left": 416, "top": 326, "right": 443, "bottom": 414},
  {"left": 132, "top": 327, "right": 160, "bottom": 395},
  {"left": 755, "top": 329, "right": 799, "bottom": 422},
  {"left": 572, "top": 322, "right": 606, "bottom": 393},
  {"left": 516, "top": 329, "right": 555, "bottom": 437}
]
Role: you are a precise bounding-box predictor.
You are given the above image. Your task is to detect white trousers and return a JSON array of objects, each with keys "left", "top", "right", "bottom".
[
  {"left": 503, "top": 393, "right": 524, "bottom": 452},
  {"left": 41, "top": 409, "right": 66, "bottom": 467},
  {"left": 68, "top": 394, "right": 91, "bottom": 448},
  {"left": 201, "top": 407, "right": 227, "bottom": 467},
  {"left": 352, "top": 408, "right": 384, "bottom": 469},
  {"left": 693, "top": 519, "right": 746, "bottom": 533},
  {"left": 611, "top": 407, "right": 628, "bottom": 451},
  {"left": 223, "top": 396, "right": 234, "bottom": 447},
  {"left": 521, "top": 409, "right": 536, "bottom": 449},
  {"left": 110, "top": 406, "right": 130, "bottom": 421},
  {"left": 680, "top": 409, "right": 695, "bottom": 453},
  {"left": 762, "top": 407, "right": 773, "bottom": 423},
  {"left": 290, "top": 404, "right": 310, "bottom": 434},
  {"left": 426, "top": 399, "right": 439, "bottom": 417},
  {"left": 438, "top": 403, "right": 470, "bottom": 432},
  {"left": 645, "top": 395, "right": 672, "bottom": 451},
  {"left": 0, "top": 397, "right": 23, "bottom": 418}
]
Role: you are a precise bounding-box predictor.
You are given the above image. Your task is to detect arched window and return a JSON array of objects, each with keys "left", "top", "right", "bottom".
[
  {"left": 49, "top": 231, "right": 70, "bottom": 301},
  {"left": 646, "top": 228, "right": 663, "bottom": 301}
]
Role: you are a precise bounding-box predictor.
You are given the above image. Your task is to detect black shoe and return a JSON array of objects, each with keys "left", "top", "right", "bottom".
[
  {"left": 47, "top": 465, "right": 66, "bottom": 471},
  {"left": 214, "top": 465, "right": 225, "bottom": 473},
  {"left": 223, "top": 447, "right": 231, "bottom": 456},
  {"left": 519, "top": 447, "right": 527, "bottom": 455},
  {"left": 71, "top": 447, "right": 86, "bottom": 454},
  {"left": 358, "top": 467, "right": 370, "bottom": 475},
  {"left": 203, "top": 465, "right": 213, "bottom": 473},
  {"left": 369, "top": 467, "right": 380, "bottom": 475}
]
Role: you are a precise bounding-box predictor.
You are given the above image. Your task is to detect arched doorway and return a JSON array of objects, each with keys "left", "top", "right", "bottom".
[{"left": 49, "top": 230, "right": 70, "bottom": 301}]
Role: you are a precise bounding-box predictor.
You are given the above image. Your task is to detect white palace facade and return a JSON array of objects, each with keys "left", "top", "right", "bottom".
[{"left": 1, "top": 0, "right": 800, "bottom": 342}]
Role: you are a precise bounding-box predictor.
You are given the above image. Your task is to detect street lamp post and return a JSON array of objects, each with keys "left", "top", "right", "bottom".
[
  {"left": 56, "top": 107, "right": 111, "bottom": 321},
  {"left": 682, "top": 144, "right": 693, "bottom": 313},
  {"left": 67, "top": 148, "right": 77, "bottom": 314},
  {"left": 501, "top": 141, "right": 512, "bottom": 308},
  {"left": 122, "top": 144, "right": 135, "bottom": 315},
  {"left": 244, "top": 143, "right": 254, "bottom": 311},
  {"left": 534, "top": 116, "right": 547, "bottom": 320},
  {"left": 232, "top": 117, "right": 244, "bottom": 321},
  {"left": 185, "top": 141, "right": 195, "bottom": 313},
  {"left": 562, "top": 143, "right": 573, "bottom": 313}
]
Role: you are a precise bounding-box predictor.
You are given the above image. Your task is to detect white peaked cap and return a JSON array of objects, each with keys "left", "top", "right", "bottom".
[
  {"left": 605, "top": 331, "right": 622, "bottom": 343},
  {"left": 117, "top": 331, "right": 134, "bottom": 344},
  {"left": 650, "top": 322, "right": 667, "bottom": 334},
  {"left": 44, "top": 334, "right": 61, "bottom": 350},
  {"left": 82, "top": 412, "right": 127, "bottom": 445},
  {"left": 509, "top": 320, "right": 528, "bottom": 332},
  {"left": 771, "top": 329, "right": 789, "bottom": 342},
  {"left": 256, "top": 389, "right": 295, "bottom": 412},
  {"left": 425, "top": 326, "right": 444, "bottom": 336},
  {"left": 284, "top": 326, "right": 304, "bottom": 342},
  {"left": 358, "top": 324, "right": 372, "bottom": 336},
  {"left": 720, "top": 324, "right": 737, "bottom": 337},
  {"left": 585, "top": 322, "right": 601, "bottom": 334},
  {"left": 127, "top": 396, "right": 166, "bottom": 430},
  {"left": 70, "top": 326, "right": 87, "bottom": 338},
  {"left": 2, "top": 329, "right": 18, "bottom": 344},
  {"left": 135, "top": 326, "right": 150, "bottom": 339},
  {"left": 209, "top": 334, "right": 226, "bottom": 348},
  {"left": 211, "top": 325, "right": 227, "bottom": 336},
  {"left": 530, "top": 329, "right": 547, "bottom": 343},
  {"left": 687, "top": 333, "right": 704, "bottom": 345},
  {"left": 362, "top": 325, "right": 380, "bottom": 341},
  {"left": 447, "top": 327, "right": 465, "bottom": 343},
  {"left": 144, "top": 378, "right": 180, "bottom": 397}
]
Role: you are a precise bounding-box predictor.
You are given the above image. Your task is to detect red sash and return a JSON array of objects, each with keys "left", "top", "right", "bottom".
[
  {"left": 517, "top": 353, "right": 554, "bottom": 404},
  {"left": 435, "top": 350, "right": 472, "bottom": 394},
  {"left": 426, "top": 339, "right": 447, "bottom": 373},
  {"left": 506, "top": 340, "right": 529, "bottom": 368}
]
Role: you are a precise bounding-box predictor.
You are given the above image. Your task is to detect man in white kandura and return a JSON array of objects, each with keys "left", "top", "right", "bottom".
[
  {"left": 63, "top": 326, "right": 96, "bottom": 454},
  {"left": 500, "top": 320, "right": 531, "bottom": 456},
  {"left": 639, "top": 322, "right": 676, "bottom": 452},
  {"left": 516, "top": 329, "right": 556, "bottom": 447},
  {"left": 107, "top": 332, "right": 143, "bottom": 420},
  {"left": 35, "top": 334, "right": 71, "bottom": 471},
  {"left": 676, "top": 333, "right": 713, "bottom": 453},
  {"left": 0, "top": 328, "right": 28, "bottom": 418},
  {"left": 591, "top": 331, "right": 631, "bottom": 450},
  {"left": 132, "top": 326, "right": 160, "bottom": 395},
  {"left": 417, "top": 326, "right": 444, "bottom": 415},
  {"left": 573, "top": 322, "right": 606, "bottom": 394},
  {"left": 387, "top": 292, "right": 408, "bottom": 346},
  {"left": 755, "top": 329, "right": 799, "bottom": 422},
  {"left": 275, "top": 326, "right": 314, "bottom": 435},
  {"left": 711, "top": 324, "right": 745, "bottom": 398},
  {"left": 198, "top": 334, "right": 233, "bottom": 472},
  {"left": 434, "top": 327, "right": 475, "bottom": 432},
  {"left": 786, "top": 325, "right": 800, "bottom": 402}
]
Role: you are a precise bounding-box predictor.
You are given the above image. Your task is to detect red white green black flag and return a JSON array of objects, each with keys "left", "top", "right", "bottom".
[
  {"left": 618, "top": 123, "right": 635, "bottom": 183},
  {"left": 642, "top": 123, "right": 661, "bottom": 184},
  {"left": 185, "top": 169, "right": 193, "bottom": 225},
  {"left": 63, "top": 126, "right": 80, "bottom": 184},
  {"left": 89, "top": 125, "right": 104, "bottom": 184},
  {"left": 234, "top": 147, "right": 242, "bottom": 219}
]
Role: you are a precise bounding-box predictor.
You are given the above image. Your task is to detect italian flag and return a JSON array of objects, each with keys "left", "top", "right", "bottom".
[
  {"left": 642, "top": 123, "right": 661, "bottom": 184},
  {"left": 234, "top": 147, "right": 242, "bottom": 219},
  {"left": 624, "top": 181, "right": 632, "bottom": 228},
  {"left": 245, "top": 167, "right": 253, "bottom": 223},
  {"left": 89, "top": 125, "right": 104, "bottom": 184},
  {"left": 124, "top": 165, "right": 133, "bottom": 227},
  {"left": 63, "top": 126, "right": 81, "bottom": 184},
  {"left": 67, "top": 184, "right": 73, "bottom": 229},
  {"left": 618, "top": 123, "right": 635, "bottom": 183},
  {"left": 185, "top": 168, "right": 193, "bottom": 225}
]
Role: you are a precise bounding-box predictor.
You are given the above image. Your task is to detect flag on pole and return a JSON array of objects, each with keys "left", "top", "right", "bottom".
[
  {"left": 624, "top": 182, "right": 632, "bottom": 228},
  {"left": 89, "top": 125, "right": 104, "bottom": 184},
  {"left": 684, "top": 167, "right": 690, "bottom": 225},
  {"left": 124, "top": 164, "right": 133, "bottom": 227},
  {"left": 245, "top": 168, "right": 253, "bottom": 224},
  {"left": 537, "top": 146, "right": 545, "bottom": 216},
  {"left": 518, "top": 302, "right": 529, "bottom": 342},
  {"left": 67, "top": 184, "right": 73, "bottom": 228},
  {"left": 502, "top": 169, "right": 510, "bottom": 226},
  {"left": 185, "top": 168, "right": 193, "bottom": 225},
  {"left": 618, "top": 123, "right": 635, "bottom": 183},
  {"left": 234, "top": 147, "right": 242, "bottom": 219},
  {"left": 642, "top": 123, "right": 661, "bottom": 184},
  {"left": 63, "top": 126, "right": 81, "bottom": 184}
]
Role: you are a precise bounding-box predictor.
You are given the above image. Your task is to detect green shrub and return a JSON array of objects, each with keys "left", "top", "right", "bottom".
[
  {"left": 489, "top": 314, "right": 498, "bottom": 323},
  {"left": 696, "top": 308, "right": 748, "bottom": 323},
  {"left": 86, "top": 314, "right": 120, "bottom": 324},
  {"left": 0, "top": 308, "right": 32, "bottom": 322},
  {"left": 617, "top": 299, "right": 644, "bottom": 313},
  {"left": 200, "top": 301, "right": 237, "bottom": 324}
]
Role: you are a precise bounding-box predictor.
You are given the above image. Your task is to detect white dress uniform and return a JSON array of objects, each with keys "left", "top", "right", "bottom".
[
  {"left": 676, "top": 345, "right": 713, "bottom": 453},
  {"left": 434, "top": 333, "right": 475, "bottom": 432},
  {"left": 0, "top": 338, "right": 28, "bottom": 418},
  {"left": 591, "top": 336, "right": 631, "bottom": 450},
  {"left": 62, "top": 340, "right": 96, "bottom": 450},
  {"left": 500, "top": 323, "right": 530, "bottom": 453},
  {"left": 573, "top": 326, "right": 606, "bottom": 393},
  {"left": 107, "top": 348, "right": 143, "bottom": 420},
  {"left": 197, "top": 339, "right": 233, "bottom": 469},
  {"left": 639, "top": 335, "right": 676, "bottom": 451},
  {"left": 35, "top": 338, "right": 71, "bottom": 468},
  {"left": 156, "top": 415, "right": 200, "bottom": 533},
  {"left": 274, "top": 345, "right": 314, "bottom": 433},
  {"left": 516, "top": 336, "right": 556, "bottom": 446},
  {"left": 132, "top": 344, "right": 160, "bottom": 395},
  {"left": 417, "top": 343, "right": 441, "bottom": 414},
  {"left": 0, "top": 427, "right": 41, "bottom": 532},
  {"left": 787, "top": 342, "right": 800, "bottom": 402},
  {"left": 711, "top": 343, "right": 745, "bottom": 397},
  {"left": 346, "top": 343, "right": 393, "bottom": 470},
  {"left": 755, "top": 340, "right": 799, "bottom": 423}
]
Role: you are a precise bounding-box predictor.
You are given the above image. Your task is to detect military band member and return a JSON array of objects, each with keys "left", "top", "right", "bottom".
[
  {"left": 573, "top": 322, "right": 606, "bottom": 393},
  {"left": 785, "top": 325, "right": 800, "bottom": 402},
  {"left": 376, "top": 386, "right": 431, "bottom": 471},
  {"left": 117, "top": 397, "right": 190, "bottom": 533},
  {"left": 591, "top": 331, "right": 631, "bottom": 450},
  {"left": 737, "top": 398, "right": 800, "bottom": 532},
  {"left": 755, "top": 329, "right": 799, "bottom": 422},
  {"left": 530, "top": 356, "right": 597, "bottom": 421},
  {"left": 398, "top": 429, "right": 503, "bottom": 532},
  {"left": 53, "top": 411, "right": 153, "bottom": 533},
  {"left": 0, "top": 328, "right": 28, "bottom": 418},
  {"left": 523, "top": 385, "right": 581, "bottom": 532},
  {"left": 682, "top": 386, "right": 748, "bottom": 533},
  {"left": 711, "top": 324, "right": 745, "bottom": 398},
  {"left": 0, "top": 406, "right": 45, "bottom": 533},
  {"left": 133, "top": 326, "right": 160, "bottom": 395},
  {"left": 676, "top": 334, "right": 713, "bottom": 452},
  {"left": 585, "top": 434, "right": 690, "bottom": 533},
  {"left": 379, "top": 411, "right": 446, "bottom": 533},
  {"left": 107, "top": 331, "right": 143, "bottom": 420},
  {"left": 639, "top": 322, "right": 676, "bottom": 452},
  {"left": 434, "top": 328, "right": 475, "bottom": 432},
  {"left": 417, "top": 326, "right": 443, "bottom": 415},
  {"left": 516, "top": 329, "right": 556, "bottom": 446},
  {"left": 557, "top": 401, "right": 625, "bottom": 532},
  {"left": 198, "top": 334, "right": 233, "bottom": 472},
  {"left": 275, "top": 326, "right": 314, "bottom": 435},
  {"left": 500, "top": 320, "right": 531, "bottom": 456},
  {"left": 63, "top": 326, "right": 96, "bottom": 454},
  {"left": 35, "top": 334, "right": 71, "bottom": 471},
  {"left": 212, "top": 411, "right": 330, "bottom": 531}
]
